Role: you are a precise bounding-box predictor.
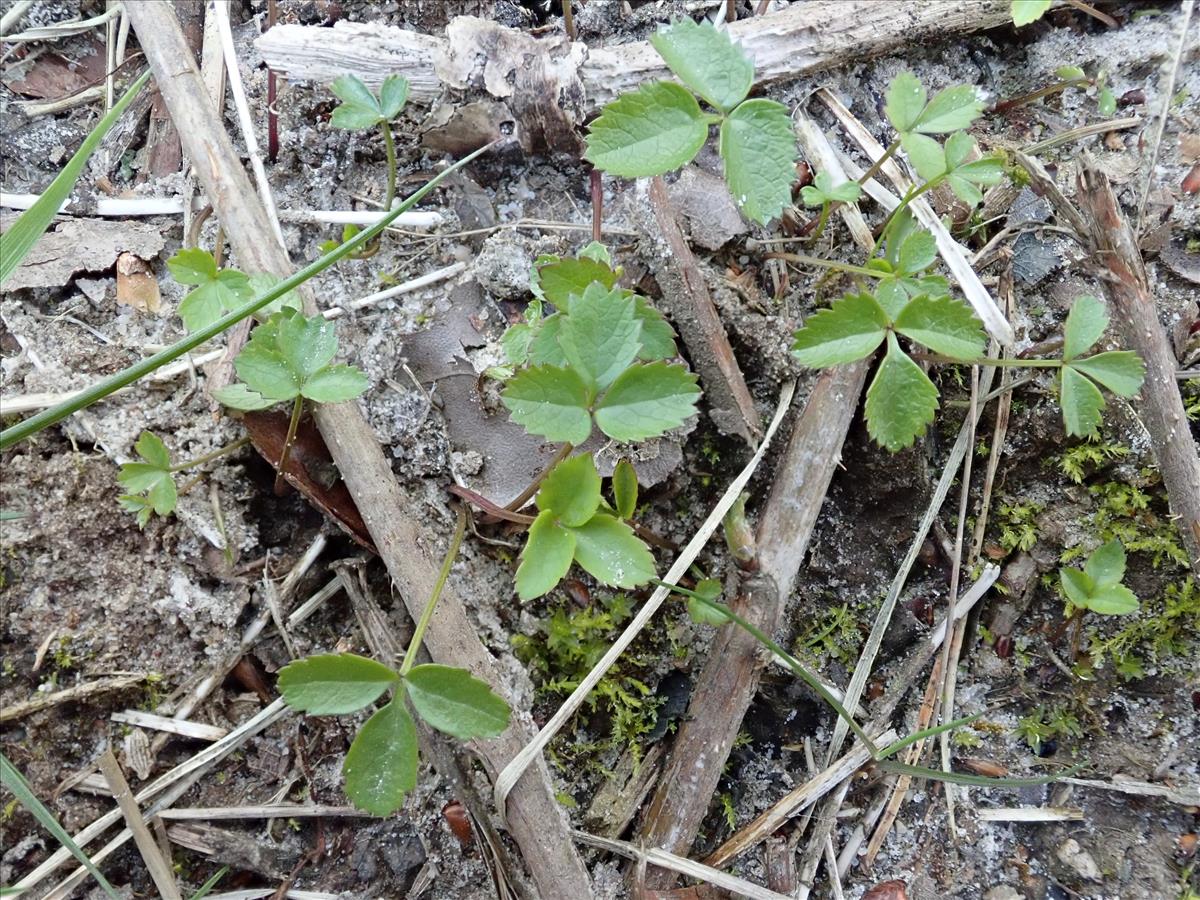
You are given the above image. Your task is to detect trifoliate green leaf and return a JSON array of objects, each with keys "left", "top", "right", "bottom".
[
  {"left": 234, "top": 344, "right": 301, "bottom": 401},
  {"left": 791, "top": 292, "right": 889, "bottom": 367},
  {"left": 1086, "top": 583, "right": 1139, "bottom": 615},
  {"left": 212, "top": 383, "right": 276, "bottom": 410},
  {"left": 404, "top": 664, "right": 510, "bottom": 740},
  {"left": 534, "top": 256, "right": 619, "bottom": 310},
  {"left": 633, "top": 296, "right": 678, "bottom": 361},
  {"left": 502, "top": 364, "right": 594, "bottom": 444},
  {"left": 885, "top": 72, "right": 927, "bottom": 133},
  {"left": 117, "top": 432, "right": 177, "bottom": 520},
  {"left": 329, "top": 74, "right": 383, "bottom": 130},
  {"left": 569, "top": 513, "right": 656, "bottom": 588},
  {"left": 612, "top": 458, "right": 638, "bottom": 520},
  {"left": 516, "top": 510, "right": 577, "bottom": 600},
  {"left": 585, "top": 81, "right": 709, "bottom": 178},
  {"left": 1069, "top": 351, "right": 1144, "bottom": 398},
  {"left": 343, "top": 698, "right": 417, "bottom": 816},
  {"left": 247, "top": 272, "right": 303, "bottom": 320},
  {"left": 117, "top": 494, "right": 156, "bottom": 528},
  {"left": 1012, "top": 0, "right": 1052, "bottom": 26},
  {"left": 277, "top": 653, "right": 398, "bottom": 715},
  {"left": 801, "top": 172, "right": 862, "bottom": 207},
  {"left": 895, "top": 294, "right": 987, "bottom": 360},
  {"left": 901, "top": 132, "right": 946, "bottom": 181},
  {"left": 537, "top": 453, "right": 602, "bottom": 527},
  {"left": 1059, "top": 566, "right": 1094, "bottom": 607},
  {"left": 594, "top": 361, "right": 700, "bottom": 442},
  {"left": 913, "top": 84, "right": 983, "bottom": 134},
  {"left": 864, "top": 333, "right": 939, "bottom": 451},
  {"left": 557, "top": 283, "right": 642, "bottom": 390},
  {"left": 169, "top": 248, "right": 253, "bottom": 332},
  {"left": 1060, "top": 365, "right": 1105, "bottom": 437},
  {"left": 719, "top": 99, "right": 797, "bottom": 224},
  {"left": 897, "top": 229, "right": 938, "bottom": 275},
  {"left": 528, "top": 315, "right": 569, "bottom": 367},
  {"left": 133, "top": 430, "right": 171, "bottom": 470},
  {"left": 1062, "top": 295, "right": 1108, "bottom": 361},
  {"left": 301, "top": 365, "right": 370, "bottom": 403},
  {"left": 649, "top": 19, "right": 753, "bottom": 113},
  {"left": 1084, "top": 540, "right": 1126, "bottom": 587},
  {"left": 277, "top": 312, "right": 338, "bottom": 383},
  {"left": 378, "top": 74, "right": 410, "bottom": 119}
]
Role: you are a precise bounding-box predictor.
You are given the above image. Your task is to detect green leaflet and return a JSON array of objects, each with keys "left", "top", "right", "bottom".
[
  {"left": 329, "top": 74, "right": 408, "bottom": 128},
  {"left": 557, "top": 284, "right": 642, "bottom": 390},
  {"left": 584, "top": 81, "right": 709, "bottom": 178},
  {"left": 501, "top": 364, "right": 594, "bottom": 444},
  {"left": 404, "top": 664, "right": 511, "bottom": 740},
  {"left": 801, "top": 171, "right": 862, "bottom": 207},
  {"left": 1059, "top": 540, "right": 1139, "bottom": 615},
  {"left": 612, "top": 459, "right": 638, "bottom": 520},
  {"left": 343, "top": 698, "right": 418, "bottom": 815},
  {"left": 894, "top": 294, "right": 987, "bottom": 360},
  {"left": 1060, "top": 366, "right": 1106, "bottom": 437},
  {"left": 791, "top": 292, "right": 889, "bottom": 368},
  {"left": 593, "top": 361, "right": 701, "bottom": 442},
  {"left": 719, "top": 99, "right": 797, "bottom": 225},
  {"left": 277, "top": 653, "right": 399, "bottom": 715},
  {"left": 649, "top": 19, "right": 753, "bottom": 113},
  {"left": 864, "top": 333, "right": 939, "bottom": 451},
  {"left": 516, "top": 510, "right": 577, "bottom": 600},
  {"left": 1069, "top": 352, "right": 1144, "bottom": 398},
  {"left": 1063, "top": 295, "right": 1108, "bottom": 361},
  {"left": 537, "top": 453, "right": 602, "bottom": 527},
  {"left": 571, "top": 513, "right": 657, "bottom": 588},
  {"left": 1011, "top": 0, "right": 1052, "bottom": 26}
]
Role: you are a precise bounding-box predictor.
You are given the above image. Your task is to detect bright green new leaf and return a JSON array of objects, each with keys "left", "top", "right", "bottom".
[
  {"left": 516, "top": 510, "right": 577, "bottom": 600},
  {"left": 1084, "top": 540, "right": 1126, "bottom": 587},
  {"left": 277, "top": 653, "right": 398, "bottom": 715},
  {"left": 885, "top": 72, "right": 927, "bottom": 133},
  {"left": 118, "top": 431, "right": 177, "bottom": 522},
  {"left": 537, "top": 453, "right": 602, "bottom": 527},
  {"left": 1097, "top": 87, "right": 1116, "bottom": 117},
  {"left": 570, "top": 513, "right": 656, "bottom": 588},
  {"left": 687, "top": 578, "right": 730, "bottom": 625},
  {"left": 901, "top": 132, "right": 946, "bottom": 181},
  {"left": 301, "top": 365, "right": 370, "bottom": 403},
  {"left": 613, "top": 458, "right": 638, "bottom": 520},
  {"left": 234, "top": 344, "right": 301, "bottom": 400},
  {"left": 864, "top": 333, "right": 939, "bottom": 451},
  {"left": 649, "top": 19, "right": 753, "bottom": 112},
  {"left": 502, "top": 364, "right": 594, "bottom": 444},
  {"left": 594, "top": 361, "right": 700, "bottom": 442},
  {"left": 534, "top": 256, "right": 619, "bottom": 308},
  {"left": 1060, "top": 365, "right": 1105, "bottom": 437},
  {"left": 330, "top": 74, "right": 384, "bottom": 129},
  {"left": 1062, "top": 295, "right": 1108, "bottom": 360},
  {"left": 528, "top": 315, "right": 569, "bottom": 367},
  {"left": 1056, "top": 65, "right": 1087, "bottom": 81},
  {"left": 633, "top": 296, "right": 678, "bottom": 360},
  {"left": 801, "top": 171, "right": 862, "bottom": 207},
  {"left": 212, "top": 383, "right": 277, "bottom": 411},
  {"left": 378, "top": 74, "right": 410, "bottom": 119},
  {"left": 791, "top": 292, "right": 889, "bottom": 368},
  {"left": 719, "top": 99, "right": 797, "bottom": 224},
  {"left": 913, "top": 84, "right": 983, "bottom": 134},
  {"left": 1069, "top": 351, "right": 1144, "bottom": 397},
  {"left": 579, "top": 241, "right": 612, "bottom": 265},
  {"left": 557, "top": 283, "right": 642, "bottom": 390},
  {"left": 585, "top": 81, "right": 710, "bottom": 178},
  {"left": 343, "top": 697, "right": 418, "bottom": 816},
  {"left": 1012, "top": 0, "right": 1052, "bottom": 26},
  {"left": 404, "top": 664, "right": 511, "bottom": 740},
  {"left": 1059, "top": 566, "right": 1094, "bottom": 607},
  {"left": 1086, "top": 583, "right": 1139, "bottom": 615},
  {"left": 170, "top": 248, "right": 254, "bottom": 332},
  {"left": 895, "top": 294, "right": 987, "bottom": 360},
  {"left": 897, "top": 229, "right": 937, "bottom": 275},
  {"left": 0, "top": 70, "right": 150, "bottom": 288}
]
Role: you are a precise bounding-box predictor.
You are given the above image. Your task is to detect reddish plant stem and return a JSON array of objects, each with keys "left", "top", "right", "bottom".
[
  {"left": 267, "top": 0, "right": 279, "bottom": 162},
  {"left": 590, "top": 168, "right": 602, "bottom": 243}
]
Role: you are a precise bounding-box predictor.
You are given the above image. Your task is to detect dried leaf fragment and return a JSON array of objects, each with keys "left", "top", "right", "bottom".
[{"left": 116, "top": 252, "right": 162, "bottom": 313}]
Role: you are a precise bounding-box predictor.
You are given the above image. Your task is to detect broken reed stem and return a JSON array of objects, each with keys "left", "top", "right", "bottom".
[
  {"left": 97, "top": 749, "right": 182, "bottom": 900},
  {"left": 399, "top": 505, "right": 467, "bottom": 678}
]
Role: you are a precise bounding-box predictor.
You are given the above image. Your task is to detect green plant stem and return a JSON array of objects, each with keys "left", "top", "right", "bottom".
[
  {"left": 765, "top": 253, "right": 884, "bottom": 280},
  {"left": 992, "top": 79, "right": 1089, "bottom": 114},
  {"left": 911, "top": 352, "right": 1063, "bottom": 369},
  {"left": 169, "top": 435, "right": 251, "bottom": 472},
  {"left": 380, "top": 121, "right": 397, "bottom": 212},
  {"left": 0, "top": 140, "right": 498, "bottom": 451},
  {"left": 504, "top": 442, "right": 574, "bottom": 511},
  {"left": 399, "top": 504, "right": 468, "bottom": 678},
  {"left": 871, "top": 176, "right": 942, "bottom": 256},
  {"left": 808, "top": 201, "right": 832, "bottom": 243},
  {"left": 274, "top": 396, "right": 304, "bottom": 494},
  {"left": 856, "top": 136, "right": 901, "bottom": 187}
]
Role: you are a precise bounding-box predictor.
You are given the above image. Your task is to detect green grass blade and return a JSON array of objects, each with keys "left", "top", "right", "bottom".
[
  {"left": 0, "top": 140, "right": 498, "bottom": 451},
  {"left": 876, "top": 711, "right": 984, "bottom": 760},
  {"left": 876, "top": 758, "right": 1081, "bottom": 787},
  {"left": 0, "top": 752, "right": 121, "bottom": 899},
  {"left": 0, "top": 70, "right": 152, "bottom": 286},
  {"left": 187, "top": 865, "right": 229, "bottom": 900}
]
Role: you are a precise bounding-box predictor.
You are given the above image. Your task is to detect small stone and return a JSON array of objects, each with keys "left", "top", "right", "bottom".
[
  {"left": 1056, "top": 837, "right": 1103, "bottom": 881},
  {"left": 983, "top": 887, "right": 1022, "bottom": 900}
]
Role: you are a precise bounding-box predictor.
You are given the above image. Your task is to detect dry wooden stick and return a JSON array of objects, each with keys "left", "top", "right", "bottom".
[
  {"left": 1077, "top": 165, "right": 1200, "bottom": 577},
  {"left": 643, "top": 176, "right": 760, "bottom": 443},
  {"left": 122, "top": 6, "right": 593, "bottom": 896},
  {"left": 0, "top": 673, "right": 150, "bottom": 723},
  {"left": 97, "top": 749, "right": 183, "bottom": 900}
]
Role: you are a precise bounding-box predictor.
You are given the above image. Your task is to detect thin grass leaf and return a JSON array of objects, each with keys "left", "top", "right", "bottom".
[
  {"left": 187, "top": 866, "right": 229, "bottom": 900},
  {"left": 0, "top": 752, "right": 121, "bottom": 899},
  {"left": 877, "top": 712, "right": 985, "bottom": 760},
  {"left": 877, "top": 757, "right": 1079, "bottom": 787},
  {"left": 1, "top": 70, "right": 152, "bottom": 286}
]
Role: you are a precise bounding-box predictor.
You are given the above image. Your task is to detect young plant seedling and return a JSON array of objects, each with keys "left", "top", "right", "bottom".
[
  {"left": 800, "top": 172, "right": 862, "bottom": 241},
  {"left": 212, "top": 309, "right": 368, "bottom": 489},
  {"left": 117, "top": 431, "right": 249, "bottom": 526},
  {"left": 1056, "top": 295, "right": 1145, "bottom": 438},
  {"left": 277, "top": 512, "right": 511, "bottom": 816},
  {"left": 1011, "top": 0, "right": 1051, "bottom": 26},
  {"left": 328, "top": 74, "right": 409, "bottom": 213},
  {"left": 584, "top": 19, "right": 797, "bottom": 224},
  {"left": 1060, "top": 539, "right": 1140, "bottom": 616},
  {"left": 167, "top": 249, "right": 302, "bottom": 333}
]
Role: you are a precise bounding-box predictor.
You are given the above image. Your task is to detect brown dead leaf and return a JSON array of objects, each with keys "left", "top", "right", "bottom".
[
  {"left": 4, "top": 40, "right": 107, "bottom": 100},
  {"left": 958, "top": 757, "right": 1009, "bottom": 777},
  {"left": 862, "top": 880, "right": 908, "bottom": 900},
  {"left": 115, "top": 252, "right": 161, "bottom": 313},
  {"left": 1180, "top": 134, "right": 1200, "bottom": 165}
]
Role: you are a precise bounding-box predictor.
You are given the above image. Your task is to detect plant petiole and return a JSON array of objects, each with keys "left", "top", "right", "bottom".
[
  {"left": 504, "top": 443, "right": 574, "bottom": 512},
  {"left": 911, "top": 352, "right": 1063, "bottom": 369},
  {"left": 808, "top": 201, "right": 832, "bottom": 243},
  {"left": 399, "top": 505, "right": 468, "bottom": 678},
  {"left": 766, "top": 252, "right": 885, "bottom": 280},
  {"left": 274, "top": 396, "right": 304, "bottom": 494},
  {"left": 856, "top": 136, "right": 901, "bottom": 187},
  {"left": 169, "top": 435, "right": 251, "bottom": 473},
  {"left": 380, "top": 120, "right": 398, "bottom": 212}
]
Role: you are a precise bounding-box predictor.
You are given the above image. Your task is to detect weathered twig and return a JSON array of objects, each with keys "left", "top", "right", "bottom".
[
  {"left": 122, "top": 6, "right": 593, "bottom": 896},
  {"left": 0, "top": 673, "right": 150, "bottom": 723},
  {"left": 97, "top": 749, "right": 183, "bottom": 900},
  {"left": 1077, "top": 164, "right": 1200, "bottom": 577}
]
